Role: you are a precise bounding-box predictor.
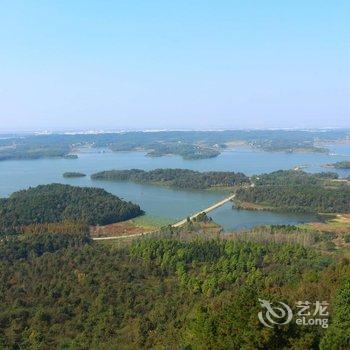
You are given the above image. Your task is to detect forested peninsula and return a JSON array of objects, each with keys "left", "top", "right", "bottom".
[
  {"left": 0, "top": 184, "right": 143, "bottom": 233},
  {"left": 325, "top": 161, "right": 350, "bottom": 169},
  {"left": 91, "top": 168, "right": 250, "bottom": 190},
  {"left": 235, "top": 170, "right": 350, "bottom": 213}
]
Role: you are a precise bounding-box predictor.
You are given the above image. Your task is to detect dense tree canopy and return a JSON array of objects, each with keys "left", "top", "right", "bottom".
[
  {"left": 252, "top": 170, "right": 339, "bottom": 186},
  {"left": 0, "top": 184, "right": 143, "bottom": 232},
  {"left": 320, "top": 281, "right": 350, "bottom": 349},
  {"left": 0, "top": 229, "right": 348, "bottom": 349},
  {"left": 236, "top": 170, "right": 350, "bottom": 213},
  {"left": 91, "top": 168, "right": 249, "bottom": 190}
]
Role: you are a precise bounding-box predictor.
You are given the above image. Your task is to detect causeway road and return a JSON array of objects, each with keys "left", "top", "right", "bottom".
[{"left": 93, "top": 193, "right": 235, "bottom": 241}]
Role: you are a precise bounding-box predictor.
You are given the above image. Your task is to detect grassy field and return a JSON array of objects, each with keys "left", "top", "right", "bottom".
[
  {"left": 90, "top": 215, "right": 174, "bottom": 238},
  {"left": 299, "top": 214, "right": 350, "bottom": 234},
  {"left": 130, "top": 215, "right": 174, "bottom": 229},
  {"left": 296, "top": 214, "right": 350, "bottom": 254}
]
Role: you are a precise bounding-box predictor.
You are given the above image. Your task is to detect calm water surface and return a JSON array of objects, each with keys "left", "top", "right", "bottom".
[{"left": 0, "top": 145, "right": 348, "bottom": 231}]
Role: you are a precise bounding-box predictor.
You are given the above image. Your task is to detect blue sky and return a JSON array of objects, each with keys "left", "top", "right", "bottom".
[{"left": 0, "top": 1, "right": 349, "bottom": 131}]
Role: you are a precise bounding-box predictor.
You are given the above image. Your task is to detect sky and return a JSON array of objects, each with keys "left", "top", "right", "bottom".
[{"left": 0, "top": 1, "right": 349, "bottom": 132}]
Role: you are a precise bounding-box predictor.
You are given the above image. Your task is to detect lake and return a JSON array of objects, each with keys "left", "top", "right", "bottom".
[{"left": 0, "top": 145, "right": 349, "bottom": 231}]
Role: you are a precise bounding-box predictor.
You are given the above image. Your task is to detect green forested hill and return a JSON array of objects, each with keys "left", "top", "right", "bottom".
[
  {"left": 0, "top": 184, "right": 143, "bottom": 232},
  {"left": 0, "top": 231, "right": 348, "bottom": 349}
]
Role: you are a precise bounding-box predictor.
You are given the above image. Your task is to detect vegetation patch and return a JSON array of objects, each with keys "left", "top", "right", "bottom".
[
  {"left": 325, "top": 161, "right": 350, "bottom": 169},
  {"left": 145, "top": 141, "right": 220, "bottom": 159},
  {"left": 235, "top": 170, "right": 350, "bottom": 214},
  {"left": 0, "top": 184, "right": 143, "bottom": 233},
  {"left": 63, "top": 171, "right": 86, "bottom": 178},
  {"left": 2, "top": 129, "right": 348, "bottom": 161},
  {"left": 91, "top": 168, "right": 249, "bottom": 190},
  {"left": 1, "top": 227, "right": 349, "bottom": 349},
  {"left": 90, "top": 217, "right": 160, "bottom": 238}
]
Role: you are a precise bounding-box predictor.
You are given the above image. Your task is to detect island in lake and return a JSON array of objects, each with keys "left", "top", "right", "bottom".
[
  {"left": 63, "top": 172, "right": 86, "bottom": 178},
  {"left": 91, "top": 168, "right": 249, "bottom": 190},
  {"left": 63, "top": 154, "right": 78, "bottom": 159}
]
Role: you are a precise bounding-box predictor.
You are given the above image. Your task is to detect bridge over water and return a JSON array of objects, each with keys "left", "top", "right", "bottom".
[
  {"left": 93, "top": 193, "right": 236, "bottom": 241},
  {"left": 172, "top": 194, "right": 236, "bottom": 227}
]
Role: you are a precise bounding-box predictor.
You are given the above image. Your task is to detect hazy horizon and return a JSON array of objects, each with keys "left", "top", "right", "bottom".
[
  {"left": 1, "top": 1, "right": 349, "bottom": 131},
  {"left": 1, "top": 127, "right": 350, "bottom": 136}
]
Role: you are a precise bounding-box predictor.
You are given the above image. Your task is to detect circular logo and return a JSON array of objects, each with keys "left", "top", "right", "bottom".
[{"left": 258, "top": 298, "right": 293, "bottom": 328}]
